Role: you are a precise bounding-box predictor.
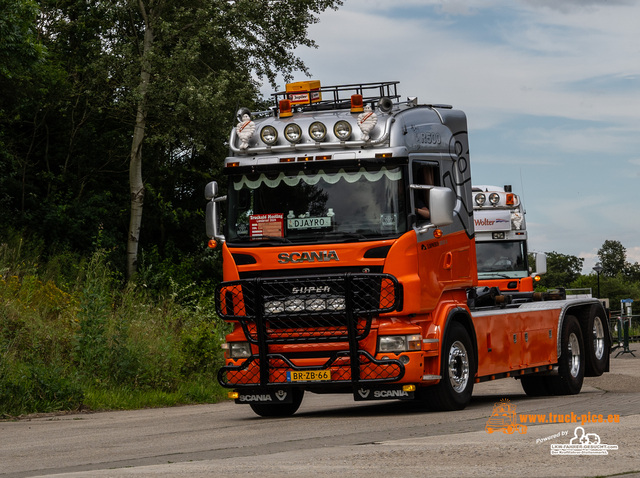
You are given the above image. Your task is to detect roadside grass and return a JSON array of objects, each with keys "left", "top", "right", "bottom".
[
  {"left": 83, "top": 377, "right": 227, "bottom": 411},
  {"left": 0, "top": 233, "right": 229, "bottom": 418}
]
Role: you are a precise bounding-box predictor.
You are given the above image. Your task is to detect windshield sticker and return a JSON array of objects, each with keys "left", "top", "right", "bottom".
[
  {"left": 250, "top": 213, "right": 284, "bottom": 239},
  {"left": 380, "top": 213, "right": 398, "bottom": 232},
  {"left": 233, "top": 167, "right": 401, "bottom": 191},
  {"left": 288, "top": 216, "right": 332, "bottom": 230}
]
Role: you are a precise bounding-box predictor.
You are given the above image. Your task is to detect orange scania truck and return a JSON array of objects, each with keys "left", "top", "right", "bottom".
[{"left": 205, "top": 81, "right": 610, "bottom": 417}]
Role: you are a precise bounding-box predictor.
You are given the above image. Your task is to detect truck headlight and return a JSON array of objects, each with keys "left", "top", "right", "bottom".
[
  {"left": 309, "top": 122, "right": 327, "bottom": 141},
  {"left": 378, "top": 334, "right": 422, "bottom": 353},
  {"left": 225, "top": 342, "right": 252, "bottom": 359},
  {"left": 334, "top": 120, "right": 352, "bottom": 141},
  {"left": 264, "top": 300, "right": 285, "bottom": 314},
  {"left": 284, "top": 123, "right": 303, "bottom": 143},
  {"left": 284, "top": 298, "right": 305, "bottom": 312},
  {"left": 260, "top": 125, "right": 278, "bottom": 145}
]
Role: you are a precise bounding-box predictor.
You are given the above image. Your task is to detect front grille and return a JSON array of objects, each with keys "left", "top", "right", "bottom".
[
  {"left": 215, "top": 273, "right": 404, "bottom": 388},
  {"left": 215, "top": 273, "right": 401, "bottom": 343}
]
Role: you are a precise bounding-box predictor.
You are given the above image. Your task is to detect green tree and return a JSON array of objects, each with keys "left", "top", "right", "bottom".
[
  {"left": 537, "top": 251, "right": 584, "bottom": 289},
  {"left": 598, "top": 239, "right": 626, "bottom": 277},
  {"left": 1, "top": 0, "right": 343, "bottom": 284},
  {"left": 115, "top": 0, "right": 343, "bottom": 279}
]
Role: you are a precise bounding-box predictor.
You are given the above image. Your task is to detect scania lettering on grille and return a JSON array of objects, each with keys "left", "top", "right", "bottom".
[{"left": 277, "top": 250, "right": 339, "bottom": 264}]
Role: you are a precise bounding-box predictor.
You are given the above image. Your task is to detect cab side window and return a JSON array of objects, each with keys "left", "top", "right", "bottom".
[{"left": 412, "top": 162, "right": 440, "bottom": 223}]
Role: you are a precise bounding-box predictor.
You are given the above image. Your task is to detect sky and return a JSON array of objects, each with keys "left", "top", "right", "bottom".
[{"left": 264, "top": 0, "right": 640, "bottom": 274}]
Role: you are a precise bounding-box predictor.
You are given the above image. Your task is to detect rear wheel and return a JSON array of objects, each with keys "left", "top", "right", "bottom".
[
  {"left": 520, "top": 375, "right": 551, "bottom": 397},
  {"left": 423, "top": 321, "right": 475, "bottom": 410},
  {"left": 547, "top": 315, "right": 584, "bottom": 395},
  {"left": 585, "top": 310, "right": 609, "bottom": 376},
  {"left": 249, "top": 389, "right": 304, "bottom": 418}
]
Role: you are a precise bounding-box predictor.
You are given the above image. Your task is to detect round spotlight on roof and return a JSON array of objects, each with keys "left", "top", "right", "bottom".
[
  {"left": 334, "top": 120, "right": 352, "bottom": 141},
  {"left": 308, "top": 122, "right": 327, "bottom": 142},
  {"left": 260, "top": 125, "right": 278, "bottom": 146},
  {"left": 489, "top": 193, "right": 500, "bottom": 205},
  {"left": 284, "top": 123, "right": 303, "bottom": 143},
  {"left": 474, "top": 193, "right": 486, "bottom": 206}
]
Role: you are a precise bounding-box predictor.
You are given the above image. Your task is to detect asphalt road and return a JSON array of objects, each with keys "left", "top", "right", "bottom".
[{"left": 2, "top": 356, "right": 639, "bottom": 478}]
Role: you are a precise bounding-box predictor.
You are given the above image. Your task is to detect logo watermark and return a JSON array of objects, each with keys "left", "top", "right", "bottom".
[{"left": 551, "top": 427, "right": 619, "bottom": 455}]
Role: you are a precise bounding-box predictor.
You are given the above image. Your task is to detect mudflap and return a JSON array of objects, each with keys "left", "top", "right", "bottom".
[
  {"left": 235, "top": 388, "right": 294, "bottom": 405},
  {"left": 353, "top": 385, "right": 415, "bottom": 401}
]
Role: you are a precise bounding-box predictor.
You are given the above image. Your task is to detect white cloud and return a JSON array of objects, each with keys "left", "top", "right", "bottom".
[{"left": 274, "top": 0, "right": 640, "bottom": 265}]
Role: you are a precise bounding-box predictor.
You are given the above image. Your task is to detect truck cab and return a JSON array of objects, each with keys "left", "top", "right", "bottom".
[{"left": 472, "top": 185, "right": 546, "bottom": 293}]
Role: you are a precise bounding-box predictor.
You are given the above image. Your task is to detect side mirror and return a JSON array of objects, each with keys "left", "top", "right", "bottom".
[
  {"left": 204, "top": 181, "right": 226, "bottom": 242},
  {"left": 534, "top": 252, "right": 547, "bottom": 276},
  {"left": 428, "top": 187, "right": 456, "bottom": 227},
  {"left": 204, "top": 181, "right": 218, "bottom": 201}
]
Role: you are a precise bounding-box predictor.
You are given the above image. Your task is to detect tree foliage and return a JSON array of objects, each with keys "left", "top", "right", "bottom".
[
  {"left": 598, "top": 239, "right": 626, "bottom": 278},
  {"left": 0, "top": 0, "right": 342, "bottom": 283},
  {"left": 537, "top": 251, "right": 584, "bottom": 290}
]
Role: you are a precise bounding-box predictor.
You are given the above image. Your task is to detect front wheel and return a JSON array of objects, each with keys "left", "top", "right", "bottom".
[
  {"left": 422, "top": 321, "right": 475, "bottom": 411},
  {"left": 249, "top": 389, "right": 304, "bottom": 418}
]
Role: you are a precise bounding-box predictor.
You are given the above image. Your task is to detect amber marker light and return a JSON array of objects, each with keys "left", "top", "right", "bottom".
[
  {"left": 208, "top": 239, "right": 218, "bottom": 249},
  {"left": 534, "top": 275, "right": 541, "bottom": 282},
  {"left": 351, "top": 94, "right": 364, "bottom": 113},
  {"left": 506, "top": 193, "right": 515, "bottom": 205},
  {"left": 433, "top": 229, "right": 443, "bottom": 238},
  {"left": 228, "top": 391, "right": 239, "bottom": 399},
  {"left": 279, "top": 99, "right": 293, "bottom": 118}
]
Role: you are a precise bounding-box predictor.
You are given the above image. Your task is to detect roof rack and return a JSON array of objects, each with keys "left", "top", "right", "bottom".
[{"left": 272, "top": 81, "right": 400, "bottom": 112}]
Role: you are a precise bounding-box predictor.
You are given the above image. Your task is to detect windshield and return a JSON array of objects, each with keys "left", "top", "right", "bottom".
[
  {"left": 226, "top": 165, "right": 407, "bottom": 244},
  {"left": 476, "top": 241, "right": 528, "bottom": 279}
]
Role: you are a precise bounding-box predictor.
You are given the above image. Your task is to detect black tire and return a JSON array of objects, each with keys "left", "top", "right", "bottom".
[
  {"left": 547, "top": 315, "right": 584, "bottom": 395},
  {"left": 520, "top": 375, "right": 551, "bottom": 397},
  {"left": 423, "top": 321, "right": 475, "bottom": 411},
  {"left": 249, "top": 389, "right": 304, "bottom": 418},
  {"left": 584, "top": 310, "right": 609, "bottom": 377}
]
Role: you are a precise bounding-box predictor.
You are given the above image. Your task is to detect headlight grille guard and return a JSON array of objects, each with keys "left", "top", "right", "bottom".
[{"left": 215, "top": 273, "right": 403, "bottom": 388}]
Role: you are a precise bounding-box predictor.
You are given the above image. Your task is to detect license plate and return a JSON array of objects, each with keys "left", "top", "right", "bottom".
[{"left": 286, "top": 370, "right": 331, "bottom": 382}]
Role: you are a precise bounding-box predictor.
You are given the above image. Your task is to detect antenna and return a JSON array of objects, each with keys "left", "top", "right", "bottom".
[{"left": 519, "top": 167, "right": 526, "bottom": 214}]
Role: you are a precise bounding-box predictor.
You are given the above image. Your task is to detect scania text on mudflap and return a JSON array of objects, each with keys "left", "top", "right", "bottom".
[{"left": 205, "top": 80, "right": 611, "bottom": 417}]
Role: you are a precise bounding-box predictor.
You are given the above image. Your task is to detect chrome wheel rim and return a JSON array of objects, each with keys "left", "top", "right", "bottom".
[
  {"left": 592, "top": 316, "right": 605, "bottom": 360},
  {"left": 568, "top": 332, "right": 581, "bottom": 378},
  {"left": 448, "top": 340, "right": 470, "bottom": 392}
]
